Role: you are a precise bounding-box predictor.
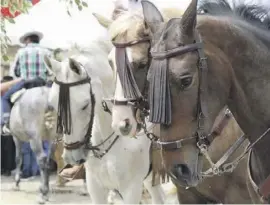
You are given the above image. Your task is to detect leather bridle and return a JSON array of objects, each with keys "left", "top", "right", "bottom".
[
  {"left": 149, "top": 30, "right": 270, "bottom": 183},
  {"left": 149, "top": 32, "right": 212, "bottom": 151},
  {"left": 104, "top": 38, "right": 152, "bottom": 124},
  {"left": 109, "top": 31, "right": 248, "bottom": 178},
  {"left": 54, "top": 73, "right": 119, "bottom": 159},
  {"left": 54, "top": 76, "right": 96, "bottom": 151}
]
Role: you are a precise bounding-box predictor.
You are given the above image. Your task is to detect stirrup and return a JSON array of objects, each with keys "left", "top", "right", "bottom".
[{"left": 2, "top": 124, "right": 11, "bottom": 135}]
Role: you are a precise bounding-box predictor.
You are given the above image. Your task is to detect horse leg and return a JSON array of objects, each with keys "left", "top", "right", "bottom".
[
  {"left": 30, "top": 138, "right": 50, "bottom": 204},
  {"left": 54, "top": 142, "right": 67, "bottom": 187},
  {"left": 143, "top": 172, "right": 165, "bottom": 204},
  {"left": 12, "top": 136, "right": 22, "bottom": 191},
  {"left": 84, "top": 163, "right": 108, "bottom": 203},
  {"left": 120, "top": 180, "right": 144, "bottom": 204},
  {"left": 79, "top": 175, "right": 89, "bottom": 196}
]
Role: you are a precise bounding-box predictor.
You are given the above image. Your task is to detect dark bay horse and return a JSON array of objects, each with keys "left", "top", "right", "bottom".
[{"left": 140, "top": 0, "right": 270, "bottom": 203}]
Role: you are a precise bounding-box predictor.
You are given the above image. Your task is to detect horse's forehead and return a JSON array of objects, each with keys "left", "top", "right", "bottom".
[
  {"left": 152, "top": 21, "right": 179, "bottom": 52},
  {"left": 59, "top": 60, "right": 71, "bottom": 81}
]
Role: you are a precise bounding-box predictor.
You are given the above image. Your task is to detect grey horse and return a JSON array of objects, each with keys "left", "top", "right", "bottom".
[{"left": 9, "top": 82, "right": 60, "bottom": 204}]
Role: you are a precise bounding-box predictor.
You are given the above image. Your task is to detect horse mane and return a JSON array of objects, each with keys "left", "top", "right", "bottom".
[
  {"left": 198, "top": 0, "right": 270, "bottom": 47},
  {"left": 109, "top": 8, "right": 184, "bottom": 41},
  {"left": 56, "top": 37, "right": 113, "bottom": 61}
]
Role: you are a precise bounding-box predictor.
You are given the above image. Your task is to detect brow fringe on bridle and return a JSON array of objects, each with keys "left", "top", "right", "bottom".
[
  {"left": 56, "top": 81, "right": 72, "bottom": 134},
  {"left": 148, "top": 58, "right": 172, "bottom": 125},
  {"left": 115, "top": 46, "right": 143, "bottom": 99}
]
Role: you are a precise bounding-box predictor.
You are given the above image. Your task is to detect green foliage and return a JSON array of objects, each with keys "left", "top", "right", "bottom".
[{"left": 0, "top": 0, "right": 89, "bottom": 60}]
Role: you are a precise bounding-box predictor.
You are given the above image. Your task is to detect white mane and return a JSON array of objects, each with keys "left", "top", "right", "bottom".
[{"left": 61, "top": 37, "right": 114, "bottom": 97}]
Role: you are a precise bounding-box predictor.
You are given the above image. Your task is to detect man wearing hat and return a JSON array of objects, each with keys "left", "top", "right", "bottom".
[{"left": 1, "top": 30, "right": 50, "bottom": 134}]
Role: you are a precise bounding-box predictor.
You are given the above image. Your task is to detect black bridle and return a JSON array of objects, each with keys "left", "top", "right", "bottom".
[
  {"left": 54, "top": 74, "right": 119, "bottom": 158},
  {"left": 54, "top": 76, "right": 96, "bottom": 150}
]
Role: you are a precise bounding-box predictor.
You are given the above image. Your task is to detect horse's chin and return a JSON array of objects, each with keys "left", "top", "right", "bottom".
[
  {"left": 170, "top": 170, "right": 202, "bottom": 188},
  {"left": 170, "top": 154, "right": 203, "bottom": 188}
]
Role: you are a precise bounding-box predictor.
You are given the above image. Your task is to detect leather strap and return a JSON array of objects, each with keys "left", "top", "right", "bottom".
[{"left": 152, "top": 137, "right": 197, "bottom": 151}]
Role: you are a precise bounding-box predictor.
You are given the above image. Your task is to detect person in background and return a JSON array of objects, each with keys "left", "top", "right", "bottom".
[
  {"left": 1, "top": 30, "right": 49, "bottom": 134},
  {"left": 1, "top": 76, "right": 16, "bottom": 176},
  {"left": 1, "top": 31, "right": 50, "bottom": 179}
]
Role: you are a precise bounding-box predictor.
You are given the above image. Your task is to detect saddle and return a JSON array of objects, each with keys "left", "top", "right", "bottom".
[
  {"left": 11, "top": 88, "right": 26, "bottom": 103},
  {"left": 10, "top": 78, "right": 47, "bottom": 104}
]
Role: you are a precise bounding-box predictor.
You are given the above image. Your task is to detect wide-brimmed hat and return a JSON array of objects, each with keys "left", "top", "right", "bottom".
[{"left": 19, "top": 31, "right": 43, "bottom": 44}]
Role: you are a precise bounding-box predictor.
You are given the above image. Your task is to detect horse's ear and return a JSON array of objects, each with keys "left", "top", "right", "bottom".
[
  {"left": 180, "top": 0, "right": 198, "bottom": 38},
  {"left": 141, "top": 0, "right": 164, "bottom": 34},
  {"left": 69, "top": 58, "right": 83, "bottom": 76},
  {"left": 92, "top": 13, "right": 112, "bottom": 29},
  {"left": 44, "top": 55, "right": 61, "bottom": 74}
]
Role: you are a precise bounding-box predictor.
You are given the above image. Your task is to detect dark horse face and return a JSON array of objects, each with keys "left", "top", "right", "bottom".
[{"left": 141, "top": 0, "right": 230, "bottom": 187}]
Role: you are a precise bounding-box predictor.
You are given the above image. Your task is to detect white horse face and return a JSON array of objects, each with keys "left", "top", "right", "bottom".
[
  {"left": 109, "top": 48, "right": 137, "bottom": 137},
  {"left": 109, "top": 44, "right": 149, "bottom": 137},
  {"left": 44, "top": 56, "right": 94, "bottom": 165}
]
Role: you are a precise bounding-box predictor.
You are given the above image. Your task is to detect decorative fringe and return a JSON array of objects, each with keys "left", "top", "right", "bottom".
[
  {"left": 151, "top": 125, "right": 170, "bottom": 186},
  {"left": 148, "top": 59, "right": 172, "bottom": 125},
  {"left": 115, "top": 48, "right": 142, "bottom": 99},
  {"left": 56, "top": 84, "right": 72, "bottom": 135}
]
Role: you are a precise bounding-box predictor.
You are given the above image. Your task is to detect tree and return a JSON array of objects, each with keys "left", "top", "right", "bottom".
[{"left": 1, "top": 0, "right": 88, "bottom": 61}]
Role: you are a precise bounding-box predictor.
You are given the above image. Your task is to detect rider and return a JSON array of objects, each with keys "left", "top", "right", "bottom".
[{"left": 1, "top": 31, "right": 50, "bottom": 134}]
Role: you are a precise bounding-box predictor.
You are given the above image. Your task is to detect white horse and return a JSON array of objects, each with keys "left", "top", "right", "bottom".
[
  {"left": 8, "top": 83, "right": 59, "bottom": 204},
  {"left": 44, "top": 37, "right": 165, "bottom": 204}
]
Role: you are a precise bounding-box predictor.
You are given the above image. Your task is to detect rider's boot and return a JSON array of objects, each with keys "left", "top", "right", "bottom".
[{"left": 1, "top": 113, "right": 11, "bottom": 136}]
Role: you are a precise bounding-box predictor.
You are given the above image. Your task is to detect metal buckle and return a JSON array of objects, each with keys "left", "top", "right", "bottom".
[
  {"left": 199, "top": 57, "right": 207, "bottom": 69},
  {"left": 198, "top": 112, "right": 205, "bottom": 130}
]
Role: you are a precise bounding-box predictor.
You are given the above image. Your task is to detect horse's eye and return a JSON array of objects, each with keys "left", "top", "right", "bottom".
[
  {"left": 82, "top": 103, "right": 89, "bottom": 110},
  {"left": 181, "top": 77, "right": 192, "bottom": 89}
]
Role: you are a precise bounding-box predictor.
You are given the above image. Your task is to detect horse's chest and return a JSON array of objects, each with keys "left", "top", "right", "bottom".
[
  {"left": 86, "top": 142, "right": 149, "bottom": 189},
  {"left": 88, "top": 155, "right": 128, "bottom": 188}
]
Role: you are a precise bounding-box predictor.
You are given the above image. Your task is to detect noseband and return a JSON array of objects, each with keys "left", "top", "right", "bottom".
[{"left": 54, "top": 76, "right": 96, "bottom": 150}]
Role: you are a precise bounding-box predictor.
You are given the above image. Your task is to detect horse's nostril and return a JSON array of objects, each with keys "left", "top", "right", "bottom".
[
  {"left": 77, "top": 159, "right": 85, "bottom": 164},
  {"left": 173, "top": 164, "right": 191, "bottom": 178},
  {"left": 119, "top": 119, "right": 132, "bottom": 135}
]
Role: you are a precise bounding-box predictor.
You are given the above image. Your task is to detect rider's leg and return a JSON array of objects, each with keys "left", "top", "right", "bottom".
[
  {"left": 21, "top": 142, "right": 31, "bottom": 178},
  {"left": 1, "top": 80, "right": 25, "bottom": 130}
]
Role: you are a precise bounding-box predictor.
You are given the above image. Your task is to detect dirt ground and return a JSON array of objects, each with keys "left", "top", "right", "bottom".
[{"left": 0, "top": 174, "right": 178, "bottom": 204}]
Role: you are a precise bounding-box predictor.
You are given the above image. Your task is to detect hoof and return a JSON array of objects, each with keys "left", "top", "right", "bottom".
[
  {"left": 55, "top": 180, "right": 67, "bottom": 187},
  {"left": 37, "top": 197, "right": 46, "bottom": 204},
  {"left": 12, "top": 185, "right": 20, "bottom": 191},
  {"left": 38, "top": 194, "right": 49, "bottom": 204},
  {"left": 79, "top": 188, "right": 88, "bottom": 196},
  {"left": 79, "top": 192, "right": 88, "bottom": 196}
]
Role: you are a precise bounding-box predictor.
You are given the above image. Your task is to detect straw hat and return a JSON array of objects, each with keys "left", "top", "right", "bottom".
[{"left": 19, "top": 31, "right": 43, "bottom": 44}]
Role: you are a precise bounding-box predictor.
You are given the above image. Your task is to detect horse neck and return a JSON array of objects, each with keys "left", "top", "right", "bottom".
[{"left": 200, "top": 16, "right": 270, "bottom": 183}]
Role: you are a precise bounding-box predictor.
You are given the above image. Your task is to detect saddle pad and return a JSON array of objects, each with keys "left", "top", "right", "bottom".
[{"left": 10, "top": 88, "right": 26, "bottom": 103}]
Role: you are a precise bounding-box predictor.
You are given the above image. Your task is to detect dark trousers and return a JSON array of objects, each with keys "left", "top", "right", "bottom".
[
  {"left": 21, "top": 140, "right": 49, "bottom": 177},
  {"left": 1, "top": 134, "right": 16, "bottom": 172}
]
